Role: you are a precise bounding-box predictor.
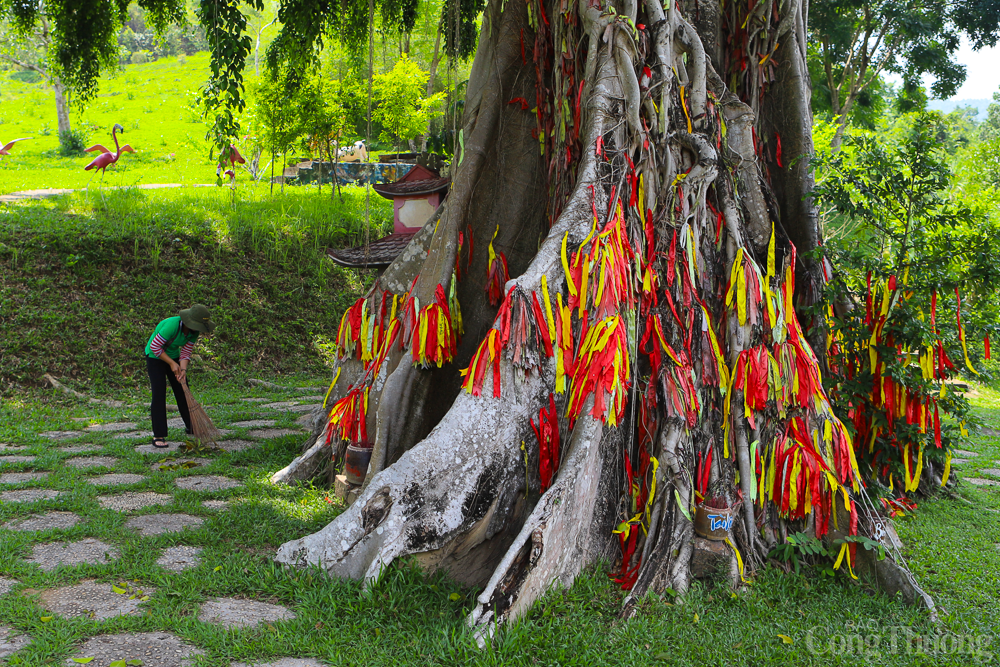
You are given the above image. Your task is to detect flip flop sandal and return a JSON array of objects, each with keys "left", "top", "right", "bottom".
[{"left": 152, "top": 438, "right": 169, "bottom": 449}]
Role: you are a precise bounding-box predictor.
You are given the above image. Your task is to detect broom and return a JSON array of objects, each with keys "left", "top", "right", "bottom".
[{"left": 181, "top": 381, "right": 221, "bottom": 445}]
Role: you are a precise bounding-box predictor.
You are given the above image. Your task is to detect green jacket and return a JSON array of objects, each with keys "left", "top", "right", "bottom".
[{"left": 145, "top": 316, "right": 199, "bottom": 361}]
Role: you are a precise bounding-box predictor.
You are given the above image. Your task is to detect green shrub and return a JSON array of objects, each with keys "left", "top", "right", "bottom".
[
  {"left": 58, "top": 128, "right": 89, "bottom": 156},
  {"left": 10, "top": 69, "right": 42, "bottom": 84}
]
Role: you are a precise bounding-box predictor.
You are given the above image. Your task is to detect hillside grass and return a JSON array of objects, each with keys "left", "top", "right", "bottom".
[{"left": 0, "top": 185, "right": 392, "bottom": 389}]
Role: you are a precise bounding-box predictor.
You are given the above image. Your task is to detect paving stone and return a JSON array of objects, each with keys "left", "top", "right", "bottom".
[
  {"left": 966, "top": 477, "right": 1000, "bottom": 487},
  {"left": 297, "top": 395, "right": 326, "bottom": 401},
  {"left": 0, "top": 456, "right": 36, "bottom": 465},
  {"left": 260, "top": 401, "right": 299, "bottom": 410},
  {"left": 0, "top": 578, "right": 17, "bottom": 596},
  {"left": 3, "top": 511, "right": 82, "bottom": 532},
  {"left": 202, "top": 500, "right": 230, "bottom": 510},
  {"left": 296, "top": 387, "right": 324, "bottom": 392},
  {"left": 114, "top": 430, "right": 154, "bottom": 440},
  {"left": 175, "top": 476, "right": 241, "bottom": 492},
  {"left": 150, "top": 458, "right": 211, "bottom": 472},
  {"left": 216, "top": 439, "right": 257, "bottom": 452},
  {"left": 89, "top": 473, "right": 148, "bottom": 487},
  {"left": 233, "top": 660, "right": 326, "bottom": 667},
  {"left": 126, "top": 513, "right": 204, "bottom": 536},
  {"left": 952, "top": 458, "right": 971, "bottom": 465},
  {"left": 285, "top": 404, "right": 322, "bottom": 414},
  {"left": 40, "top": 431, "right": 82, "bottom": 440},
  {"left": 198, "top": 597, "right": 296, "bottom": 628},
  {"left": 67, "top": 631, "right": 203, "bottom": 667},
  {"left": 66, "top": 456, "right": 118, "bottom": 469},
  {"left": 0, "top": 489, "right": 62, "bottom": 503},
  {"left": 953, "top": 448, "right": 979, "bottom": 457},
  {"left": 0, "top": 444, "right": 27, "bottom": 452},
  {"left": 37, "top": 579, "right": 155, "bottom": 620},
  {"left": 230, "top": 419, "right": 276, "bottom": 428},
  {"left": 157, "top": 545, "right": 202, "bottom": 572},
  {"left": 29, "top": 538, "right": 119, "bottom": 571},
  {"left": 59, "top": 444, "right": 100, "bottom": 453},
  {"left": 981, "top": 468, "right": 1000, "bottom": 478},
  {"left": 85, "top": 422, "right": 138, "bottom": 433},
  {"left": 0, "top": 472, "right": 48, "bottom": 484},
  {"left": 248, "top": 429, "right": 300, "bottom": 439},
  {"left": 167, "top": 417, "right": 187, "bottom": 428},
  {"left": 135, "top": 441, "right": 185, "bottom": 454},
  {"left": 241, "top": 398, "right": 270, "bottom": 402},
  {"left": 98, "top": 492, "right": 172, "bottom": 511},
  {"left": 0, "top": 625, "right": 31, "bottom": 660}
]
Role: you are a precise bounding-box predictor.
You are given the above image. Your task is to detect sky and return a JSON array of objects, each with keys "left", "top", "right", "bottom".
[{"left": 945, "top": 37, "right": 1000, "bottom": 101}]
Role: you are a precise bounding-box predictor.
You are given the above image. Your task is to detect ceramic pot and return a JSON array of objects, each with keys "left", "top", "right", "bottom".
[
  {"left": 344, "top": 444, "right": 373, "bottom": 485},
  {"left": 693, "top": 502, "right": 741, "bottom": 541}
]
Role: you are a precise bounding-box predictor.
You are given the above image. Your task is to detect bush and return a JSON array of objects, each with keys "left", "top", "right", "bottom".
[
  {"left": 10, "top": 69, "right": 42, "bottom": 84},
  {"left": 131, "top": 50, "right": 151, "bottom": 65},
  {"left": 814, "top": 114, "right": 1000, "bottom": 496},
  {"left": 58, "top": 129, "right": 89, "bottom": 156}
]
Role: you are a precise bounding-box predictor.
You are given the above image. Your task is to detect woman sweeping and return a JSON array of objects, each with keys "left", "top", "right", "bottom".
[{"left": 144, "top": 304, "right": 215, "bottom": 448}]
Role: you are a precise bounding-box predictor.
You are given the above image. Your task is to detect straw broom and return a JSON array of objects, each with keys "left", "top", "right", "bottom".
[{"left": 181, "top": 381, "right": 221, "bottom": 444}]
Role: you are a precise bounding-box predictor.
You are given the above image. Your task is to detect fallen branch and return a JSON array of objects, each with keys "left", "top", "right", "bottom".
[{"left": 43, "top": 374, "right": 127, "bottom": 408}]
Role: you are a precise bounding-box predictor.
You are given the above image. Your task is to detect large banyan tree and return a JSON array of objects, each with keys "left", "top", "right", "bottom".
[
  {"left": 0, "top": 0, "right": 940, "bottom": 635},
  {"left": 265, "top": 0, "right": 938, "bottom": 634}
]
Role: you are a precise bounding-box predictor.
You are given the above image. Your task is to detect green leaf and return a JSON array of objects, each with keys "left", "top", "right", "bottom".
[
  {"left": 777, "top": 634, "right": 793, "bottom": 644},
  {"left": 72, "top": 658, "right": 95, "bottom": 664},
  {"left": 112, "top": 584, "right": 127, "bottom": 594},
  {"left": 449, "top": 593, "right": 461, "bottom": 601},
  {"left": 127, "top": 660, "right": 144, "bottom": 666},
  {"left": 110, "top": 661, "right": 127, "bottom": 667},
  {"left": 40, "top": 616, "right": 53, "bottom": 622},
  {"left": 213, "top": 566, "right": 222, "bottom": 572}
]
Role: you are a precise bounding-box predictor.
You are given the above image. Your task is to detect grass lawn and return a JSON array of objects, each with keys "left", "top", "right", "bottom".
[
  {"left": 0, "top": 376, "right": 997, "bottom": 666},
  {"left": 0, "top": 54, "right": 224, "bottom": 193}
]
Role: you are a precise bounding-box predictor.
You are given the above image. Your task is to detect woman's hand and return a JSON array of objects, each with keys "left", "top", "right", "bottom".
[{"left": 176, "top": 367, "right": 187, "bottom": 384}]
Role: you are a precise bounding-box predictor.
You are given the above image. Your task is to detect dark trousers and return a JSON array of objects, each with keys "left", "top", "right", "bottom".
[{"left": 146, "top": 357, "right": 191, "bottom": 439}]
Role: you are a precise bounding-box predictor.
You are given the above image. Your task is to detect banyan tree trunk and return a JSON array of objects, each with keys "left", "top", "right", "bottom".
[{"left": 275, "top": 0, "right": 936, "bottom": 635}]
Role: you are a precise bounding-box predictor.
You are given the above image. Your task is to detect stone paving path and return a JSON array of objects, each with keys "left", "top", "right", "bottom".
[{"left": 0, "top": 390, "right": 319, "bottom": 665}]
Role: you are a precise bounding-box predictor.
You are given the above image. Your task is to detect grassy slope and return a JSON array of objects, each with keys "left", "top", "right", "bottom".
[
  {"left": 0, "top": 186, "right": 392, "bottom": 389},
  {"left": 0, "top": 54, "right": 223, "bottom": 193},
  {"left": 0, "top": 381, "right": 997, "bottom": 666}
]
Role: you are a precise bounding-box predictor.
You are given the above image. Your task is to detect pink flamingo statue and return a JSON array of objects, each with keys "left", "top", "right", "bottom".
[
  {"left": 0, "top": 137, "right": 31, "bottom": 159},
  {"left": 84, "top": 124, "right": 134, "bottom": 200},
  {"left": 217, "top": 144, "right": 245, "bottom": 173}
]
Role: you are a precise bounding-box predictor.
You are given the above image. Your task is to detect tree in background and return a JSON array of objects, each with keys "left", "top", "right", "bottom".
[
  {"left": 373, "top": 55, "right": 444, "bottom": 152},
  {"left": 297, "top": 73, "right": 351, "bottom": 199},
  {"left": 0, "top": 9, "right": 73, "bottom": 144},
  {"left": 809, "top": 0, "right": 1000, "bottom": 150},
  {"left": 816, "top": 115, "right": 1000, "bottom": 509},
  {"left": 250, "top": 69, "right": 302, "bottom": 194}
]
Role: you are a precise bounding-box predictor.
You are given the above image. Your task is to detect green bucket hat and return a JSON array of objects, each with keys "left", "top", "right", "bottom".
[{"left": 179, "top": 304, "right": 216, "bottom": 334}]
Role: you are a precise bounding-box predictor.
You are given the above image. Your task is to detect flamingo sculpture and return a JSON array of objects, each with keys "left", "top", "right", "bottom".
[
  {"left": 84, "top": 124, "right": 134, "bottom": 175},
  {"left": 217, "top": 144, "right": 245, "bottom": 173},
  {"left": 0, "top": 137, "right": 31, "bottom": 158}
]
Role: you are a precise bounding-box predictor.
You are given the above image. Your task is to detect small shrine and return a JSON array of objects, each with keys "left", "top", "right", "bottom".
[{"left": 327, "top": 164, "right": 449, "bottom": 270}]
